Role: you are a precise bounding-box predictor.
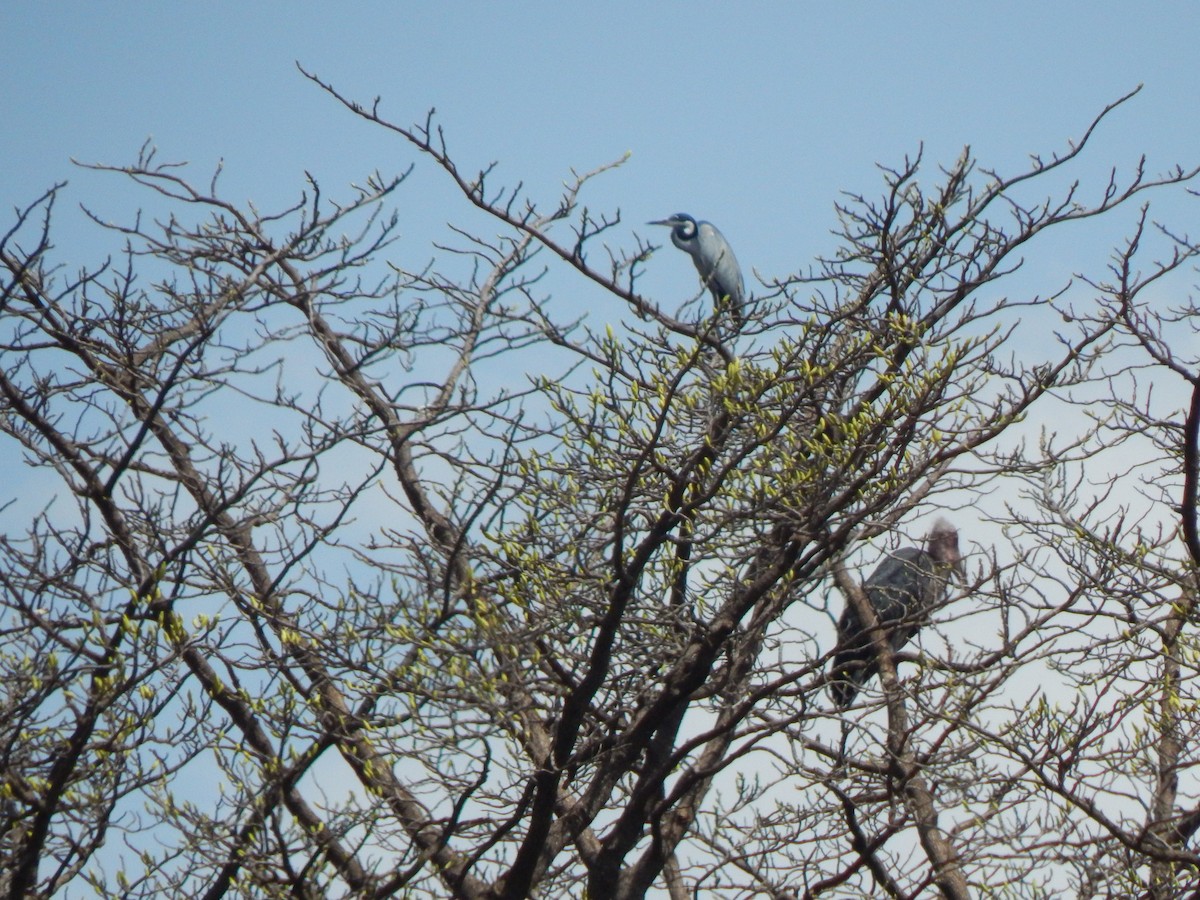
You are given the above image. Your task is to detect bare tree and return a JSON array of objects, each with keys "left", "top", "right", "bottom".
[
  {"left": 973, "top": 211, "right": 1200, "bottom": 899},
  {"left": 1, "top": 79, "right": 1197, "bottom": 898}
]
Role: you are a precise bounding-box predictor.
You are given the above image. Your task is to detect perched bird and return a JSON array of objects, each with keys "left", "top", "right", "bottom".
[
  {"left": 830, "top": 520, "right": 964, "bottom": 708},
  {"left": 649, "top": 213, "right": 746, "bottom": 329}
]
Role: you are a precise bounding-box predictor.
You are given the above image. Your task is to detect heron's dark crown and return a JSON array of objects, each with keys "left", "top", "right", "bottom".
[{"left": 670, "top": 213, "right": 697, "bottom": 239}]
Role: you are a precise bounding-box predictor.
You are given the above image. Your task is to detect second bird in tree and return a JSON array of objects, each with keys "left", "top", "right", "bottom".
[
  {"left": 649, "top": 213, "right": 746, "bottom": 329},
  {"left": 830, "top": 519, "right": 965, "bottom": 709}
]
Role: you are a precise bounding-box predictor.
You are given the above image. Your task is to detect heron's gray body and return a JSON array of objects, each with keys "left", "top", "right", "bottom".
[
  {"left": 650, "top": 213, "right": 745, "bottom": 327},
  {"left": 830, "top": 523, "right": 962, "bottom": 708}
]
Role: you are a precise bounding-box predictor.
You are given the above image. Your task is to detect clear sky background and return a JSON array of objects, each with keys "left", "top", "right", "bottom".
[
  {"left": 4, "top": 2, "right": 1199, "bottom": 289},
  {"left": 4, "top": 1, "right": 1200, "bottom": 552},
  {"left": 3, "top": 7, "right": 1199, "bottom": 890},
  {"left": 3, "top": 3, "right": 1199, "bottom": 523}
]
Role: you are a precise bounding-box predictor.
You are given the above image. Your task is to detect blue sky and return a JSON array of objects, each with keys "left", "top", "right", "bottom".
[
  {"left": 3, "top": 8, "right": 1198, "bottom": 888},
  {"left": 3, "top": 3, "right": 1199, "bottom": 529},
  {"left": 5, "top": 3, "right": 1198, "bottom": 288}
]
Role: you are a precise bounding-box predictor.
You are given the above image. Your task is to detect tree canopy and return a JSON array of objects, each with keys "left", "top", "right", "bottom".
[{"left": 4, "top": 82, "right": 1200, "bottom": 899}]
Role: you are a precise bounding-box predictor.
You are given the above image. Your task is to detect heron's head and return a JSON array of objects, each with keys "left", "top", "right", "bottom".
[
  {"left": 926, "top": 518, "right": 965, "bottom": 581},
  {"left": 648, "top": 212, "right": 697, "bottom": 241}
]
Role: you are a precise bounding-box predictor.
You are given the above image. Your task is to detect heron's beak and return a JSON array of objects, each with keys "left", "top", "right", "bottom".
[{"left": 647, "top": 219, "right": 672, "bottom": 227}]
